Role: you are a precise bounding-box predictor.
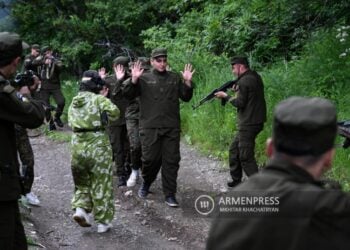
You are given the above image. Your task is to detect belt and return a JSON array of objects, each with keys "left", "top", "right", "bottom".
[{"left": 73, "top": 127, "right": 104, "bottom": 133}]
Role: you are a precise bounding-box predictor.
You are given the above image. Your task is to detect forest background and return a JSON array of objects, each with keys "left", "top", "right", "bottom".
[{"left": 1, "top": 0, "right": 350, "bottom": 188}]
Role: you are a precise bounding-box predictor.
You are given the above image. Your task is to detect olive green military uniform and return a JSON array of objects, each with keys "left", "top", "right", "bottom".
[
  {"left": 68, "top": 91, "right": 119, "bottom": 224},
  {"left": 125, "top": 96, "right": 142, "bottom": 171},
  {"left": 24, "top": 51, "right": 43, "bottom": 78},
  {"left": 105, "top": 73, "right": 131, "bottom": 180},
  {"left": 0, "top": 75, "right": 45, "bottom": 249},
  {"left": 15, "top": 124, "right": 35, "bottom": 195},
  {"left": 226, "top": 69, "right": 266, "bottom": 182},
  {"left": 125, "top": 58, "right": 150, "bottom": 172},
  {"left": 207, "top": 97, "right": 349, "bottom": 250},
  {"left": 123, "top": 68, "right": 193, "bottom": 197},
  {"left": 40, "top": 54, "right": 65, "bottom": 125},
  {"left": 0, "top": 32, "right": 45, "bottom": 250}
]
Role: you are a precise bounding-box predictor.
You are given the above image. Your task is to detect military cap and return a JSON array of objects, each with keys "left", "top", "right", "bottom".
[
  {"left": 113, "top": 56, "right": 130, "bottom": 67},
  {"left": 273, "top": 96, "right": 337, "bottom": 156},
  {"left": 151, "top": 48, "right": 167, "bottom": 58},
  {"left": 31, "top": 44, "right": 40, "bottom": 50},
  {"left": 41, "top": 46, "right": 52, "bottom": 54},
  {"left": 138, "top": 57, "right": 151, "bottom": 70},
  {"left": 0, "top": 32, "right": 29, "bottom": 64},
  {"left": 230, "top": 56, "right": 249, "bottom": 67}
]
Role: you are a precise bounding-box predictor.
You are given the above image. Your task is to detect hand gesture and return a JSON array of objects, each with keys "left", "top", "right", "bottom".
[
  {"left": 98, "top": 67, "right": 107, "bottom": 79},
  {"left": 181, "top": 64, "right": 195, "bottom": 86},
  {"left": 114, "top": 64, "right": 125, "bottom": 80},
  {"left": 130, "top": 60, "right": 144, "bottom": 84}
]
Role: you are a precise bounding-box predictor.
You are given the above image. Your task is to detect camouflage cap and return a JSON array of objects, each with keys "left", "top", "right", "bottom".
[
  {"left": 0, "top": 32, "right": 29, "bottom": 64},
  {"left": 138, "top": 57, "right": 151, "bottom": 70},
  {"left": 151, "top": 48, "right": 167, "bottom": 58},
  {"left": 113, "top": 56, "right": 130, "bottom": 67},
  {"left": 230, "top": 56, "right": 249, "bottom": 67},
  {"left": 273, "top": 96, "right": 337, "bottom": 156}
]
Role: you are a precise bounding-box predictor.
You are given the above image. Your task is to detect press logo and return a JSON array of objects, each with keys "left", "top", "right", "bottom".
[{"left": 195, "top": 195, "right": 215, "bottom": 215}]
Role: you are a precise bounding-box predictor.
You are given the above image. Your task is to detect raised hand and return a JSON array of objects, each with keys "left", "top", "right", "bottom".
[
  {"left": 131, "top": 60, "right": 144, "bottom": 84},
  {"left": 98, "top": 67, "right": 107, "bottom": 79},
  {"left": 114, "top": 64, "right": 125, "bottom": 80},
  {"left": 181, "top": 64, "right": 195, "bottom": 86}
]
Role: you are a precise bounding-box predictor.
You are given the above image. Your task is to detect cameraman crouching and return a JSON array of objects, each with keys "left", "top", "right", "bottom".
[{"left": 0, "top": 32, "right": 45, "bottom": 249}]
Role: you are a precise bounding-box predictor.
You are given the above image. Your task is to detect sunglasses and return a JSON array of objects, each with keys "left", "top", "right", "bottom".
[{"left": 155, "top": 58, "right": 167, "bottom": 63}]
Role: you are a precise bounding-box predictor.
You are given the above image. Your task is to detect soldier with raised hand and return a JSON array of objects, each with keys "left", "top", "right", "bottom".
[
  {"left": 207, "top": 97, "right": 350, "bottom": 250},
  {"left": 123, "top": 48, "right": 195, "bottom": 207},
  {"left": 0, "top": 31, "right": 45, "bottom": 250},
  {"left": 104, "top": 56, "right": 131, "bottom": 187},
  {"left": 124, "top": 57, "right": 151, "bottom": 187}
]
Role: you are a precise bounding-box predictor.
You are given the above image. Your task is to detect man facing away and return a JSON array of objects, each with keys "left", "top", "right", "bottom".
[
  {"left": 207, "top": 96, "right": 350, "bottom": 250},
  {"left": 123, "top": 48, "right": 195, "bottom": 207},
  {"left": 215, "top": 56, "right": 266, "bottom": 187}
]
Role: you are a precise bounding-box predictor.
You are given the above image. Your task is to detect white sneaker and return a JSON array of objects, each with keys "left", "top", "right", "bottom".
[
  {"left": 127, "top": 169, "right": 139, "bottom": 187},
  {"left": 25, "top": 192, "right": 40, "bottom": 206},
  {"left": 97, "top": 223, "right": 112, "bottom": 233},
  {"left": 73, "top": 208, "right": 91, "bottom": 227}
]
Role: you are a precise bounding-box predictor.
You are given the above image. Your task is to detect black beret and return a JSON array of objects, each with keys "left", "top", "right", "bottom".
[
  {"left": 0, "top": 32, "right": 29, "bottom": 64},
  {"left": 80, "top": 70, "right": 105, "bottom": 93},
  {"left": 273, "top": 97, "right": 337, "bottom": 156},
  {"left": 230, "top": 56, "right": 249, "bottom": 66},
  {"left": 151, "top": 48, "right": 167, "bottom": 58}
]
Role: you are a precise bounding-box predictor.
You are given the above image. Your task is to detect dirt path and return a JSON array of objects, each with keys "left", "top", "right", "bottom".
[{"left": 27, "top": 133, "right": 229, "bottom": 250}]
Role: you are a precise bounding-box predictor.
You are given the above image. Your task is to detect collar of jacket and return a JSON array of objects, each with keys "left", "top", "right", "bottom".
[
  {"left": 265, "top": 158, "right": 323, "bottom": 186},
  {"left": 151, "top": 68, "right": 168, "bottom": 76}
]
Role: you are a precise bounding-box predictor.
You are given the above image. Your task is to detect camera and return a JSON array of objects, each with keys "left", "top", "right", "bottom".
[{"left": 12, "top": 70, "right": 36, "bottom": 88}]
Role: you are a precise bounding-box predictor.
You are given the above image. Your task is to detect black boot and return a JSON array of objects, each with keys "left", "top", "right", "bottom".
[
  {"left": 49, "top": 121, "right": 56, "bottom": 131},
  {"left": 117, "top": 176, "right": 126, "bottom": 187},
  {"left": 227, "top": 180, "right": 241, "bottom": 188},
  {"left": 54, "top": 117, "right": 64, "bottom": 127}
]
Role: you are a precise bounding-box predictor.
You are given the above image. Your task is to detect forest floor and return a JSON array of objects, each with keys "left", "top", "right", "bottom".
[{"left": 22, "top": 128, "right": 230, "bottom": 250}]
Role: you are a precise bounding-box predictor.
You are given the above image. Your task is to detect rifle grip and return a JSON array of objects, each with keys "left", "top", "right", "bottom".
[{"left": 221, "top": 99, "right": 227, "bottom": 106}]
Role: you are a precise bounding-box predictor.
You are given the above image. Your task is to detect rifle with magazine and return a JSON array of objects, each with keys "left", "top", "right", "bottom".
[
  {"left": 192, "top": 79, "right": 237, "bottom": 110},
  {"left": 337, "top": 120, "right": 350, "bottom": 148}
]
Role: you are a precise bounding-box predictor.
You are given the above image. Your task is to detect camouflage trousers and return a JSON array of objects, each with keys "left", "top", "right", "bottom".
[
  {"left": 70, "top": 133, "right": 114, "bottom": 224},
  {"left": 126, "top": 118, "right": 142, "bottom": 170},
  {"left": 15, "top": 125, "right": 34, "bottom": 195}
]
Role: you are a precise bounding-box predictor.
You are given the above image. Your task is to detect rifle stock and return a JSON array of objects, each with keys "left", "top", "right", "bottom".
[{"left": 192, "top": 79, "right": 237, "bottom": 110}]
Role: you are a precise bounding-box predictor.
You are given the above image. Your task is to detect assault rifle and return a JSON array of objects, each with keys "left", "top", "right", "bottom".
[
  {"left": 338, "top": 120, "right": 350, "bottom": 148},
  {"left": 12, "top": 70, "right": 36, "bottom": 88},
  {"left": 192, "top": 79, "right": 237, "bottom": 110}
]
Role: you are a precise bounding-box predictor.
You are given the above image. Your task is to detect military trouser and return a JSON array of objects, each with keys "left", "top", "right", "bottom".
[
  {"left": 108, "top": 125, "right": 130, "bottom": 177},
  {"left": 139, "top": 128, "right": 181, "bottom": 197},
  {"left": 15, "top": 125, "right": 34, "bottom": 195},
  {"left": 229, "top": 124, "right": 263, "bottom": 182},
  {"left": 126, "top": 118, "right": 142, "bottom": 171},
  {"left": 39, "top": 88, "right": 65, "bottom": 121},
  {"left": 70, "top": 133, "right": 114, "bottom": 224},
  {"left": 0, "top": 201, "right": 27, "bottom": 250}
]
